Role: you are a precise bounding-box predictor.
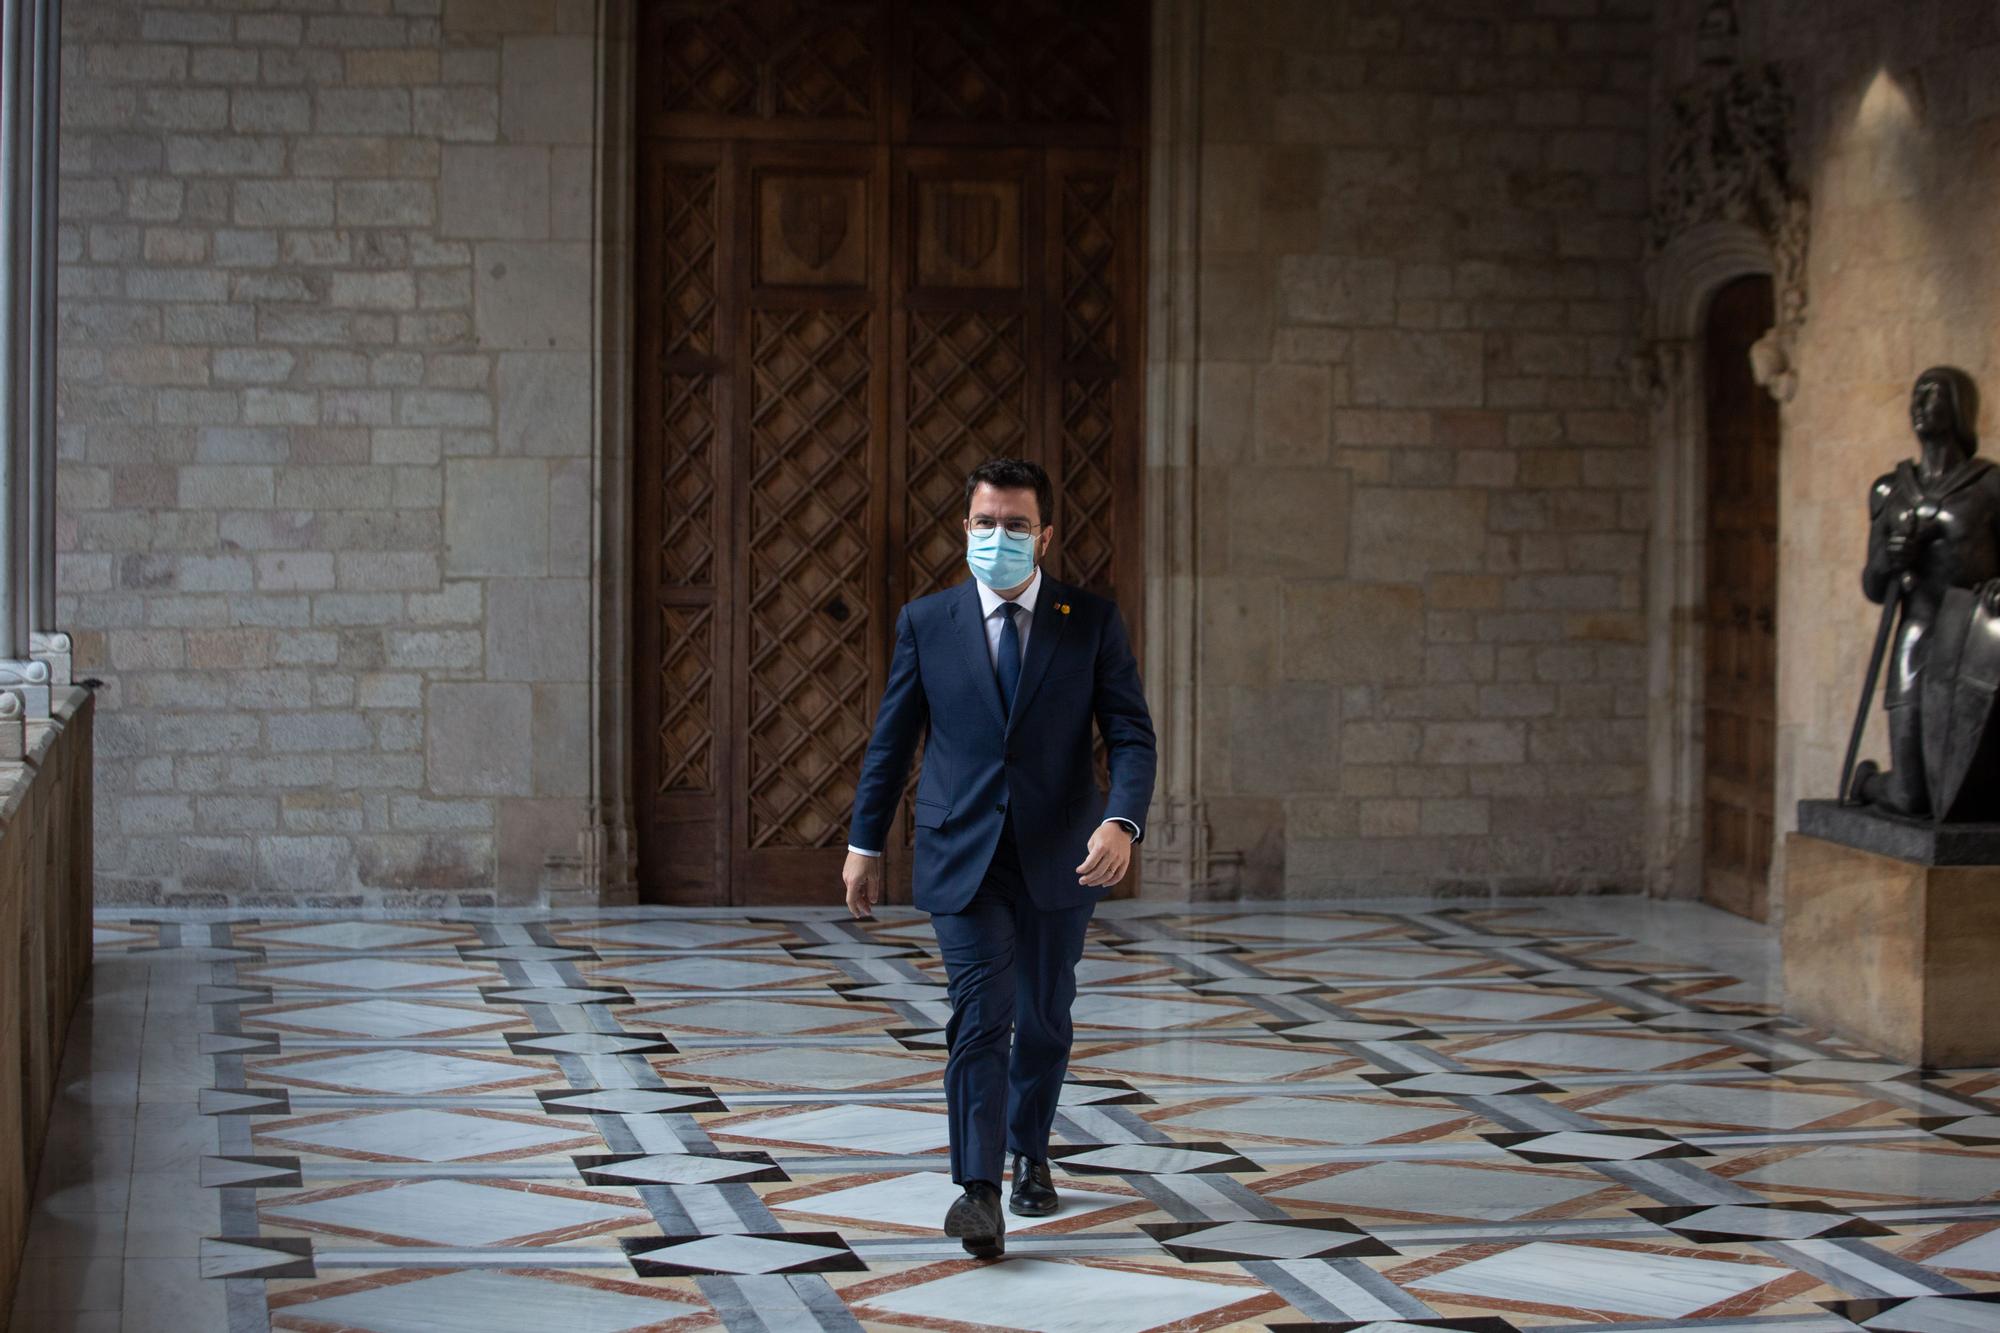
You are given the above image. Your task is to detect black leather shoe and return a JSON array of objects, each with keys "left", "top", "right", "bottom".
[
  {"left": 943, "top": 1180, "right": 1004, "bottom": 1259},
  {"left": 1009, "top": 1154, "right": 1058, "bottom": 1217}
]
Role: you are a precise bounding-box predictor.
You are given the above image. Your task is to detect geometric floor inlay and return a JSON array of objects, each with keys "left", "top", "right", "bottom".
[{"left": 40, "top": 898, "right": 2000, "bottom": 1332}]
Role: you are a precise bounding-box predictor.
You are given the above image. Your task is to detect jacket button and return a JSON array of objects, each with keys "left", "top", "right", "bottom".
[{"left": 994, "top": 802, "right": 1007, "bottom": 813}]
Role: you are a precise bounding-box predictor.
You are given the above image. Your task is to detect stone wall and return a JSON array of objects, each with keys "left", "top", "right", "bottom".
[
  {"left": 59, "top": 0, "right": 597, "bottom": 904},
  {"left": 1190, "top": 0, "right": 1655, "bottom": 896},
  {"left": 61, "top": 0, "right": 1669, "bottom": 905}
]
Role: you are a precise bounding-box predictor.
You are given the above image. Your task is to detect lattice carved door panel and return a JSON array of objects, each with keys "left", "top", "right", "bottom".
[
  {"left": 743, "top": 308, "right": 877, "bottom": 856},
  {"left": 635, "top": 2, "right": 1146, "bottom": 905}
]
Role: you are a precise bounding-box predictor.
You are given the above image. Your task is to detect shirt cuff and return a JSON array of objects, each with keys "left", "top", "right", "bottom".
[
  {"left": 847, "top": 844, "right": 882, "bottom": 857},
  {"left": 1105, "top": 817, "right": 1140, "bottom": 841}
]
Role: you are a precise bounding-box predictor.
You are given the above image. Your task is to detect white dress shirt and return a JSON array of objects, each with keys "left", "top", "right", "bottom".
[
  {"left": 975, "top": 566, "right": 1040, "bottom": 668},
  {"left": 849, "top": 568, "right": 1139, "bottom": 857}
]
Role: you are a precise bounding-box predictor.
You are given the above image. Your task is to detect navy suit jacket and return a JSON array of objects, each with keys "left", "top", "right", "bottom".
[{"left": 848, "top": 575, "right": 1157, "bottom": 915}]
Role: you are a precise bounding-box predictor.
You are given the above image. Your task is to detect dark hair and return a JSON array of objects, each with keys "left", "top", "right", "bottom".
[
  {"left": 1915, "top": 366, "right": 1980, "bottom": 454},
  {"left": 964, "top": 457, "right": 1053, "bottom": 526}
]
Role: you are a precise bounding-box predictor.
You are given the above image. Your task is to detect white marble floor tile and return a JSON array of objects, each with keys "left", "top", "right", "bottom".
[
  {"left": 571, "top": 919, "right": 775, "bottom": 949},
  {"left": 1071, "top": 1038, "right": 1334, "bottom": 1082},
  {"left": 249, "top": 958, "right": 493, "bottom": 990},
  {"left": 1463, "top": 1031, "right": 1729, "bottom": 1071},
  {"left": 1207, "top": 914, "right": 1393, "bottom": 942},
  {"left": 590, "top": 955, "right": 816, "bottom": 989},
  {"left": 262, "top": 1108, "right": 592, "bottom": 1162},
  {"left": 1589, "top": 1081, "right": 1863, "bottom": 1130},
  {"left": 249, "top": 998, "right": 512, "bottom": 1038},
  {"left": 1351, "top": 985, "right": 1587, "bottom": 1021},
  {"left": 651, "top": 997, "right": 876, "bottom": 1035},
  {"left": 719, "top": 1103, "right": 953, "bottom": 1154},
  {"left": 1928, "top": 1227, "right": 2000, "bottom": 1273},
  {"left": 1072, "top": 956, "right": 1172, "bottom": 986},
  {"left": 271, "top": 1269, "right": 703, "bottom": 1332},
  {"left": 1736, "top": 1146, "right": 2000, "bottom": 1200},
  {"left": 264, "top": 1179, "right": 647, "bottom": 1246},
  {"left": 122, "top": 1175, "right": 216, "bottom": 1260},
  {"left": 20, "top": 1212, "right": 125, "bottom": 1261},
  {"left": 4, "top": 1257, "right": 124, "bottom": 1315},
  {"left": 117, "top": 1257, "right": 229, "bottom": 1333},
  {"left": 1068, "top": 993, "right": 1246, "bottom": 1030},
  {"left": 1269, "top": 947, "right": 1481, "bottom": 979},
  {"left": 1414, "top": 1240, "right": 1786, "bottom": 1317},
  {"left": 246, "top": 922, "right": 462, "bottom": 951},
  {"left": 265, "top": 1048, "right": 549, "bottom": 1095},
  {"left": 1861, "top": 1296, "right": 2000, "bottom": 1333},
  {"left": 665, "top": 1045, "right": 935, "bottom": 1089},
  {"left": 858, "top": 1257, "right": 1261, "bottom": 1333},
  {"left": 1162, "top": 1095, "right": 1464, "bottom": 1145},
  {"left": 1275, "top": 1161, "right": 1612, "bottom": 1218}
]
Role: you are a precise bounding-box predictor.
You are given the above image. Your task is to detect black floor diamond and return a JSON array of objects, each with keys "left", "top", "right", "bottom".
[
  {"left": 623, "top": 1231, "right": 866, "bottom": 1277},
  {"left": 537, "top": 1085, "right": 725, "bottom": 1115},
  {"left": 1484, "top": 1127, "right": 1708, "bottom": 1163},
  {"left": 1821, "top": 1294, "right": 2000, "bottom": 1331},
  {"left": 1268, "top": 1321, "right": 1521, "bottom": 1333},
  {"left": 1050, "top": 1140, "right": 1258, "bottom": 1175},
  {"left": 1635, "top": 1201, "right": 1890, "bottom": 1243},
  {"left": 1061, "top": 1077, "right": 1153, "bottom": 1106},
  {"left": 1142, "top": 1217, "right": 1395, "bottom": 1261},
  {"left": 577, "top": 1150, "right": 787, "bottom": 1185},
  {"left": 504, "top": 1030, "right": 676, "bottom": 1056}
]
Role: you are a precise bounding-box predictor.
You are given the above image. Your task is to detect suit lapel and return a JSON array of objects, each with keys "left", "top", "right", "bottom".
[
  {"left": 951, "top": 580, "right": 1007, "bottom": 728},
  {"left": 1006, "top": 575, "right": 1072, "bottom": 734}
]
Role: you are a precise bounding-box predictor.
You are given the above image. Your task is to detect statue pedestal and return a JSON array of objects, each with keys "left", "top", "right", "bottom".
[{"left": 1783, "top": 801, "right": 2000, "bottom": 1068}]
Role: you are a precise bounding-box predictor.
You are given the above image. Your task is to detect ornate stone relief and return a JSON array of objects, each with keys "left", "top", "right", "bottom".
[{"left": 1649, "top": 64, "right": 1810, "bottom": 400}]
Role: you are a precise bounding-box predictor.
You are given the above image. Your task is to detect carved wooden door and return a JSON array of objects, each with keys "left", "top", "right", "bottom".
[
  {"left": 1701, "top": 276, "right": 1779, "bottom": 921},
  {"left": 633, "top": 2, "right": 1146, "bottom": 906}
]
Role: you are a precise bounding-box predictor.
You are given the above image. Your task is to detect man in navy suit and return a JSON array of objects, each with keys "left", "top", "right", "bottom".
[{"left": 843, "top": 457, "right": 1156, "bottom": 1259}]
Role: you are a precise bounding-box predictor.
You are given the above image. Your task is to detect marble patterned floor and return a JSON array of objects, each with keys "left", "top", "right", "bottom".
[{"left": 13, "top": 897, "right": 2000, "bottom": 1333}]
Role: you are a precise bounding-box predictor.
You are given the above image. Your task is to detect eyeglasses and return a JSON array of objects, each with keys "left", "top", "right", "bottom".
[{"left": 967, "top": 517, "right": 1040, "bottom": 535}]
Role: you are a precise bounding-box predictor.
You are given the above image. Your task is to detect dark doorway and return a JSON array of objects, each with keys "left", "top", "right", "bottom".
[
  {"left": 1700, "top": 274, "right": 1780, "bottom": 921},
  {"left": 633, "top": 3, "right": 1148, "bottom": 905}
]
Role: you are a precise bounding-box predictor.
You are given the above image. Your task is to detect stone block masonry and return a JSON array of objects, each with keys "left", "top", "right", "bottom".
[
  {"left": 59, "top": 0, "right": 598, "bottom": 905},
  {"left": 1194, "top": 0, "right": 1654, "bottom": 897}
]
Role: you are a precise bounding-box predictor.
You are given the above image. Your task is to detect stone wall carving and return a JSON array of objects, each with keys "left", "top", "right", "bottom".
[{"left": 1650, "top": 64, "right": 1810, "bottom": 400}]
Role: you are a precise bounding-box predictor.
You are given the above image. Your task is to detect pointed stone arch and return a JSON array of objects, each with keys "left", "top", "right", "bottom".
[{"left": 1640, "top": 63, "right": 1809, "bottom": 902}]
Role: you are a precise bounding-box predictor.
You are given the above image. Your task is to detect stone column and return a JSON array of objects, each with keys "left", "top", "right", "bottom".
[
  {"left": 0, "top": 0, "right": 26, "bottom": 662},
  {"left": 0, "top": 0, "right": 54, "bottom": 759},
  {"left": 1640, "top": 338, "right": 1704, "bottom": 899},
  {"left": 1137, "top": 0, "right": 1231, "bottom": 897},
  {"left": 25, "top": 0, "right": 63, "bottom": 689}
]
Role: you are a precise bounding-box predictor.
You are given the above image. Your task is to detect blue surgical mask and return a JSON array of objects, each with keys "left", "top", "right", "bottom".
[{"left": 966, "top": 526, "right": 1037, "bottom": 589}]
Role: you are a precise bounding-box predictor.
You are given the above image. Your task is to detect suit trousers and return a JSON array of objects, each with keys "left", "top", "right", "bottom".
[{"left": 928, "top": 821, "right": 1094, "bottom": 1188}]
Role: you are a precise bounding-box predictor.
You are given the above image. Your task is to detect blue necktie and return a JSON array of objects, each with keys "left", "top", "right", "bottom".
[{"left": 995, "top": 603, "right": 1023, "bottom": 717}]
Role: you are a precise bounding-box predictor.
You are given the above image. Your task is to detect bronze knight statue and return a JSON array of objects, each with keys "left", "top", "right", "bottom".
[{"left": 1846, "top": 367, "right": 2000, "bottom": 820}]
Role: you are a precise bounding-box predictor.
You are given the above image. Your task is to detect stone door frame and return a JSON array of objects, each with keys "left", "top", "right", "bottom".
[
  {"left": 1640, "top": 219, "right": 1781, "bottom": 902},
  {"left": 570, "top": 0, "right": 1213, "bottom": 905}
]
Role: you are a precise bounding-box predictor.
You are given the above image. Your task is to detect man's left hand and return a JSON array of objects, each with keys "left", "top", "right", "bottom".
[{"left": 1075, "top": 821, "right": 1133, "bottom": 887}]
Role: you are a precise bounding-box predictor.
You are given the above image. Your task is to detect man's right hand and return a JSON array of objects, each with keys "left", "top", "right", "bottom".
[{"left": 843, "top": 851, "right": 883, "bottom": 920}]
